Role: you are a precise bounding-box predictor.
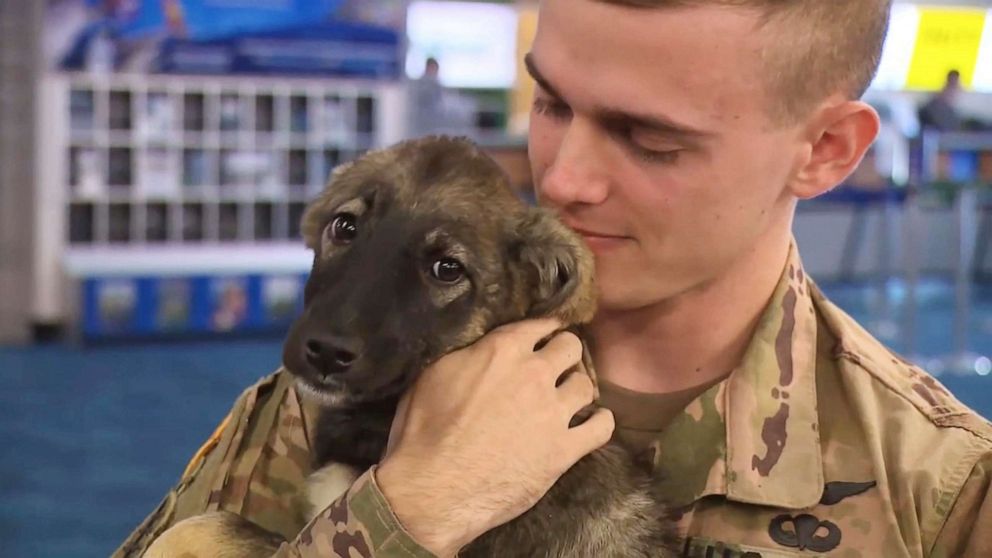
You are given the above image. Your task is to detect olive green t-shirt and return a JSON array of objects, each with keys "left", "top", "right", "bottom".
[{"left": 598, "top": 377, "right": 723, "bottom": 456}]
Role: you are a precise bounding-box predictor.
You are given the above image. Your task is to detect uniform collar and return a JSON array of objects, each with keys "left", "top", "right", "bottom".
[{"left": 653, "top": 240, "right": 824, "bottom": 510}]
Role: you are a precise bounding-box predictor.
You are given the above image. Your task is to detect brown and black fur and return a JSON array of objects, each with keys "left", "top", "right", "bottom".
[
  {"left": 287, "top": 135, "right": 678, "bottom": 557},
  {"left": 145, "top": 136, "right": 680, "bottom": 557}
]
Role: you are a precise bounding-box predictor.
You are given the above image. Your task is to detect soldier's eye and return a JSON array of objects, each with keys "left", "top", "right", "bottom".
[
  {"left": 430, "top": 258, "right": 465, "bottom": 283},
  {"left": 325, "top": 213, "right": 357, "bottom": 246}
]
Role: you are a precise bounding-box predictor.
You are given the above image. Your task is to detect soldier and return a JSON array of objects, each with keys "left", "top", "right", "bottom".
[{"left": 116, "top": 1, "right": 992, "bottom": 557}]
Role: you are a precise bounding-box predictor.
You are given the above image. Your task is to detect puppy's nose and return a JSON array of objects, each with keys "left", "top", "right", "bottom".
[{"left": 304, "top": 334, "right": 363, "bottom": 376}]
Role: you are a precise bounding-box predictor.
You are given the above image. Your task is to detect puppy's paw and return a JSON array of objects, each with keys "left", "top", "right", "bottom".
[{"left": 304, "top": 462, "right": 362, "bottom": 521}]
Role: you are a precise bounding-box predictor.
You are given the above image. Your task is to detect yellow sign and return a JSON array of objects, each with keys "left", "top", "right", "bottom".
[
  {"left": 906, "top": 8, "right": 987, "bottom": 90},
  {"left": 509, "top": 5, "right": 540, "bottom": 135}
]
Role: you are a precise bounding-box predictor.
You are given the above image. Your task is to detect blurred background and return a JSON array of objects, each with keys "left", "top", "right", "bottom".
[{"left": 0, "top": 0, "right": 991, "bottom": 556}]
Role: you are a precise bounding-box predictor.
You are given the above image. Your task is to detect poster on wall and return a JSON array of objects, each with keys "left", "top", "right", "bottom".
[
  {"left": 157, "top": 277, "right": 191, "bottom": 330},
  {"left": 262, "top": 275, "right": 303, "bottom": 322},
  {"left": 95, "top": 279, "right": 137, "bottom": 332},
  {"left": 43, "top": 0, "right": 403, "bottom": 78},
  {"left": 870, "top": 5, "right": 992, "bottom": 92},
  {"left": 209, "top": 276, "right": 248, "bottom": 332}
]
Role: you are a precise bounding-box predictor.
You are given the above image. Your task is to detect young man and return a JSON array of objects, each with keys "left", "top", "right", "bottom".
[{"left": 115, "top": 1, "right": 992, "bottom": 557}]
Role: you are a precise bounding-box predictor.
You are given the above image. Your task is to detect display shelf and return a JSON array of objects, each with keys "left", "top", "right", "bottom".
[
  {"left": 48, "top": 71, "right": 404, "bottom": 250},
  {"left": 37, "top": 70, "right": 406, "bottom": 339}
]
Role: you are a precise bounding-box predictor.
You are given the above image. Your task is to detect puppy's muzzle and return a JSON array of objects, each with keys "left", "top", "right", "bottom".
[{"left": 304, "top": 333, "right": 365, "bottom": 378}]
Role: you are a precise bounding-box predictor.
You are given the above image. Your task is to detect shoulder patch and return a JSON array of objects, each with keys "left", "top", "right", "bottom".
[
  {"left": 835, "top": 338, "right": 987, "bottom": 430},
  {"left": 176, "top": 367, "right": 286, "bottom": 482},
  {"left": 182, "top": 410, "right": 233, "bottom": 480},
  {"left": 814, "top": 284, "right": 991, "bottom": 438},
  {"left": 934, "top": 412, "right": 992, "bottom": 446}
]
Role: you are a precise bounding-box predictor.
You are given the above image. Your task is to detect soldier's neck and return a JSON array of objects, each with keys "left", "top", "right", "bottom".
[{"left": 588, "top": 228, "right": 792, "bottom": 395}]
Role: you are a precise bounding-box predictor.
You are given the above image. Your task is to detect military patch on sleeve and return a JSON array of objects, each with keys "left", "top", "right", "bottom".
[{"left": 182, "top": 411, "right": 233, "bottom": 480}]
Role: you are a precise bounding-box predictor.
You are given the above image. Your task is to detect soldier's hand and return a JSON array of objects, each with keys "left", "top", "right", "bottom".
[{"left": 375, "top": 317, "right": 614, "bottom": 557}]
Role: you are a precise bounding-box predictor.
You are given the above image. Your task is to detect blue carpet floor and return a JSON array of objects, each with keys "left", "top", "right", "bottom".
[{"left": 1, "top": 279, "right": 991, "bottom": 557}]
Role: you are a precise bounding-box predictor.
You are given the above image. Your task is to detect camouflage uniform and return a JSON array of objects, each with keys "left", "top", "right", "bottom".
[{"left": 114, "top": 240, "right": 992, "bottom": 557}]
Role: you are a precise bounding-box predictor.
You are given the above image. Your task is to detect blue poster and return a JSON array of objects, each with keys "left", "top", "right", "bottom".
[{"left": 47, "top": 0, "right": 400, "bottom": 78}]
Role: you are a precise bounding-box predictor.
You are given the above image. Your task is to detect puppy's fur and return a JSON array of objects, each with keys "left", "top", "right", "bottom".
[
  {"left": 143, "top": 511, "right": 284, "bottom": 558},
  {"left": 144, "top": 136, "right": 678, "bottom": 558}
]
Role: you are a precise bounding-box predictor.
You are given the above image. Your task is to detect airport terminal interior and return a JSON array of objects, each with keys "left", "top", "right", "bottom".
[{"left": 2, "top": 0, "right": 992, "bottom": 555}]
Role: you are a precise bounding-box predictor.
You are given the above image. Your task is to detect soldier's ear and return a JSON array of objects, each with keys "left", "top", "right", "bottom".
[{"left": 513, "top": 208, "right": 597, "bottom": 324}]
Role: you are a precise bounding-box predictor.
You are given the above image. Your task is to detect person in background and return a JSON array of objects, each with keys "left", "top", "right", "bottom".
[
  {"left": 407, "top": 57, "right": 445, "bottom": 136},
  {"left": 918, "top": 69, "right": 964, "bottom": 132}
]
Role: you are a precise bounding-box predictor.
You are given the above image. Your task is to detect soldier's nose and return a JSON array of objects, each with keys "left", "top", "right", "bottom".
[{"left": 304, "top": 334, "right": 364, "bottom": 377}]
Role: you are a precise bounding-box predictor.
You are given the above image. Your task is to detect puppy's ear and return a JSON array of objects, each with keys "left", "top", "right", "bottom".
[{"left": 514, "top": 208, "right": 597, "bottom": 324}]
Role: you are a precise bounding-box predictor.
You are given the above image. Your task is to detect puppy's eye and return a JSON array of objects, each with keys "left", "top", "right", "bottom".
[
  {"left": 325, "top": 213, "right": 358, "bottom": 246},
  {"left": 430, "top": 258, "right": 465, "bottom": 283}
]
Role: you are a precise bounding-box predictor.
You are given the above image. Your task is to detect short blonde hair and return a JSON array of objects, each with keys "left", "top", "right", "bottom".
[{"left": 597, "top": 0, "right": 892, "bottom": 123}]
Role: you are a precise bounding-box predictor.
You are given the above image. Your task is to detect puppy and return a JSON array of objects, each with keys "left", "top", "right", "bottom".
[{"left": 144, "top": 136, "right": 679, "bottom": 558}]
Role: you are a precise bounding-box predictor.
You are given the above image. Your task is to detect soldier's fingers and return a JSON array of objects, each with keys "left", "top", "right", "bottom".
[
  {"left": 534, "top": 331, "right": 583, "bottom": 382},
  {"left": 562, "top": 407, "right": 615, "bottom": 466},
  {"left": 556, "top": 371, "right": 596, "bottom": 421},
  {"left": 490, "top": 317, "right": 564, "bottom": 349}
]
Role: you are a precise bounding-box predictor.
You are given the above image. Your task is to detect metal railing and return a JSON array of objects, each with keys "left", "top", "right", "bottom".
[{"left": 904, "top": 130, "right": 992, "bottom": 376}]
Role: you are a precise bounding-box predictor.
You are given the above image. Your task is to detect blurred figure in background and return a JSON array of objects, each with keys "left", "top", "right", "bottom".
[
  {"left": 918, "top": 69, "right": 964, "bottom": 132},
  {"left": 406, "top": 56, "right": 479, "bottom": 138},
  {"left": 408, "top": 57, "right": 445, "bottom": 136}
]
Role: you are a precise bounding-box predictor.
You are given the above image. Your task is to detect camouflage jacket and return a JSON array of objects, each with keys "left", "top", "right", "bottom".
[{"left": 114, "top": 241, "right": 992, "bottom": 558}]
